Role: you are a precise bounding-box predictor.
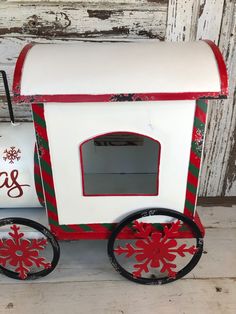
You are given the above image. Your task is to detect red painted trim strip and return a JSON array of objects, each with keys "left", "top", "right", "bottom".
[
  {"left": 204, "top": 40, "right": 228, "bottom": 96},
  {"left": 32, "top": 103, "right": 60, "bottom": 227},
  {"left": 34, "top": 144, "right": 45, "bottom": 206},
  {"left": 33, "top": 102, "right": 45, "bottom": 118},
  {"left": 79, "top": 131, "right": 161, "bottom": 197},
  {"left": 195, "top": 106, "right": 207, "bottom": 124},
  {"left": 187, "top": 172, "right": 198, "bottom": 187},
  {"left": 67, "top": 224, "right": 86, "bottom": 233},
  {"left": 195, "top": 101, "right": 207, "bottom": 127},
  {"left": 192, "top": 126, "right": 203, "bottom": 150},
  {"left": 50, "top": 223, "right": 204, "bottom": 240},
  {"left": 87, "top": 224, "right": 110, "bottom": 233},
  {"left": 185, "top": 190, "right": 197, "bottom": 205},
  {"left": 183, "top": 100, "right": 207, "bottom": 218},
  {"left": 12, "top": 43, "right": 34, "bottom": 96},
  {"left": 50, "top": 227, "right": 111, "bottom": 240},
  {"left": 47, "top": 210, "right": 59, "bottom": 224},
  {"left": 183, "top": 207, "right": 193, "bottom": 219},
  {"left": 43, "top": 187, "right": 58, "bottom": 209},
  {"left": 34, "top": 121, "right": 49, "bottom": 142},
  {"left": 189, "top": 150, "right": 201, "bottom": 169},
  {"left": 13, "top": 91, "right": 225, "bottom": 103}
]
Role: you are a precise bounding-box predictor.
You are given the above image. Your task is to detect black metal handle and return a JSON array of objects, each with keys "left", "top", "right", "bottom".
[{"left": 0, "top": 70, "right": 15, "bottom": 124}]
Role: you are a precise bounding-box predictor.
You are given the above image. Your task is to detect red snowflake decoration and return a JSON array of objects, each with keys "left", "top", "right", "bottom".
[
  {"left": 0, "top": 225, "right": 51, "bottom": 279},
  {"left": 114, "top": 220, "right": 197, "bottom": 278},
  {"left": 3, "top": 147, "right": 21, "bottom": 164}
]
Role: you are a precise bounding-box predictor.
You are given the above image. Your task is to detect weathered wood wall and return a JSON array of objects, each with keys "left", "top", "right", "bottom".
[{"left": 0, "top": 0, "right": 235, "bottom": 197}]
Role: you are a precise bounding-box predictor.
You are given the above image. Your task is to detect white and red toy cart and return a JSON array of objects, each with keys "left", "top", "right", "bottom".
[{"left": 0, "top": 41, "right": 227, "bottom": 284}]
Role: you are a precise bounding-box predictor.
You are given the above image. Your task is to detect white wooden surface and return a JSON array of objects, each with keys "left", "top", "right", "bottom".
[
  {"left": 0, "top": 205, "right": 235, "bottom": 314},
  {"left": 0, "top": 0, "right": 235, "bottom": 197}
]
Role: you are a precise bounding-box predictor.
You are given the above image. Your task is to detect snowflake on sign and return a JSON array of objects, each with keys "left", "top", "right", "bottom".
[
  {"left": 3, "top": 147, "right": 21, "bottom": 164},
  {"left": 0, "top": 225, "right": 51, "bottom": 279},
  {"left": 114, "top": 220, "right": 197, "bottom": 278}
]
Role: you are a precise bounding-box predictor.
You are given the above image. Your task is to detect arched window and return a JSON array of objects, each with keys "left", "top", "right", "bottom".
[{"left": 80, "top": 132, "right": 161, "bottom": 196}]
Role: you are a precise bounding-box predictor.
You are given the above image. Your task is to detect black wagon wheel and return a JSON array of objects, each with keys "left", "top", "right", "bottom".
[
  {"left": 0, "top": 217, "right": 60, "bottom": 280},
  {"left": 108, "top": 208, "right": 203, "bottom": 285}
]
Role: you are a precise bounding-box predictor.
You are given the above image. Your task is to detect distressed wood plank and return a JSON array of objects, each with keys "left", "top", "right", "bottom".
[
  {"left": 198, "top": 196, "right": 236, "bottom": 207},
  {"left": 166, "top": 0, "right": 236, "bottom": 196},
  {"left": 166, "top": 0, "right": 200, "bottom": 41},
  {"left": 196, "top": 0, "right": 225, "bottom": 41},
  {"left": 0, "top": 278, "right": 236, "bottom": 314},
  {"left": 198, "top": 205, "right": 236, "bottom": 229},
  {"left": 0, "top": 101, "right": 32, "bottom": 121},
  {"left": 220, "top": 2, "right": 236, "bottom": 196},
  {"left": 6, "top": 0, "right": 167, "bottom": 3},
  {"left": 197, "top": 0, "right": 236, "bottom": 197},
  {"left": 0, "top": 1, "right": 168, "bottom": 106},
  {"left": 0, "top": 2, "right": 167, "bottom": 39}
]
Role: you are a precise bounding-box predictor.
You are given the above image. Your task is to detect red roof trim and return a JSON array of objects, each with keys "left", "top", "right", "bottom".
[
  {"left": 204, "top": 40, "right": 228, "bottom": 96},
  {"left": 12, "top": 41, "right": 228, "bottom": 103},
  {"left": 13, "top": 91, "right": 225, "bottom": 103},
  {"left": 13, "top": 43, "right": 34, "bottom": 96}
]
